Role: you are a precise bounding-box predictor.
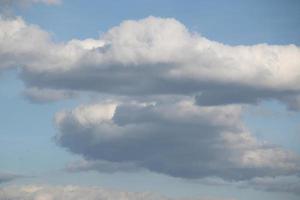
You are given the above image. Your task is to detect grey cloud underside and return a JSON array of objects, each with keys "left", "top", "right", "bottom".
[
  {"left": 21, "top": 64, "right": 191, "bottom": 95},
  {"left": 21, "top": 65, "right": 300, "bottom": 109},
  {"left": 55, "top": 101, "right": 300, "bottom": 181},
  {"left": 195, "top": 87, "right": 300, "bottom": 107},
  {"left": 21, "top": 67, "right": 298, "bottom": 97},
  {"left": 22, "top": 68, "right": 300, "bottom": 108}
]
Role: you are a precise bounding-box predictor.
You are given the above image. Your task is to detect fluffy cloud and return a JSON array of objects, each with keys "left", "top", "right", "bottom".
[
  {"left": 0, "top": 16, "right": 62, "bottom": 71},
  {"left": 1, "top": 15, "right": 300, "bottom": 191},
  {"left": 0, "top": 185, "right": 235, "bottom": 200},
  {"left": 1, "top": 16, "right": 300, "bottom": 106},
  {"left": 54, "top": 100, "right": 300, "bottom": 181}
]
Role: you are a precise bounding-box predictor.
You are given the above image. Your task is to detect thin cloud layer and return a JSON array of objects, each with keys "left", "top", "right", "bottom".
[
  {"left": 197, "top": 175, "right": 300, "bottom": 196},
  {"left": 65, "top": 159, "right": 142, "bottom": 174},
  {"left": 1, "top": 16, "right": 300, "bottom": 107},
  {"left": 0, "top": 0, "right": 60, "bottom": 14},
  {"left": 243, "top": 176, "right": 300, "bottom": 196},
  {"left": 55, "top": 100, "right": 300, "bottom": 181},
  {"left": 23, "top": 87, "right": 77, "bottom": 103},
  {"left": 0, "top": 172, "right": 23, "bottom": 184},
  {"left": 0, "top": 185, "right": 236, "bottom": 200},
  {"left": 0, "top": 0, "right": 60, "bottom": 6}
]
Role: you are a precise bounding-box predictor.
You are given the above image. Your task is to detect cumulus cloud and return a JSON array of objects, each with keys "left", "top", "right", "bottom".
[
  {"left": 1, "top": 14, "right": 300, "bottom": 192},
  {"left": 54, "top": 100, "right": 300, "bottom": 181},
  {"left": 0, "top": 185, "right": 235, "bottom": 200},
  {"left": 0, "top": 16, "right": 61, "bottom": 71},
  {"left": 1, "top": 16, "right": 300, "bottom": 107},
  {"left": 1, "top": 15, "right": 300, "bottom": 193}
]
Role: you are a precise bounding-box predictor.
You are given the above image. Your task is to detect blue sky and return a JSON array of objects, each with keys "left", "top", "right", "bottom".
[
  {"left": 1, "top": 1, "right": 300, "bottom": 200},
  {"left": 18, "top": 0, "right": 300, "bottom": 44}
]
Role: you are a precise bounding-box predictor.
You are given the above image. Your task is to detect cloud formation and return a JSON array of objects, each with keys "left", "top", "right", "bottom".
[
  {"left": 0, "top": 16, "right": 59, "bottom": 71},
  {"left": 1, "top": 14, "right": 300, "bottom": 195},
  {"left": 1, "top": 16, "right": 300, "bottom": 107},
  {"left": 0, "top": 185, "right": 235, "bottom": 200},
  {"left": 55, "top": 100, "right": 300, "bottom": 181}
]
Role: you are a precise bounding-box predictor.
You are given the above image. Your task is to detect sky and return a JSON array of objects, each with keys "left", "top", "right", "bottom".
[{"left": 0, "top": 0, "right": 300, "bottom": 200}]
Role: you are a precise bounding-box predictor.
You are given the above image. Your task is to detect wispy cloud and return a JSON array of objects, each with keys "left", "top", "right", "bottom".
[
  {"left": 0, "top": 184, "right": 237, "bottom": 200},
  {"left": 0, "top": 172, "right": 23, "bottom": 184}
]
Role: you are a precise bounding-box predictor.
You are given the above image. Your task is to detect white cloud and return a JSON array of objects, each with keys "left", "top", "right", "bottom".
[
  {"left": 54, "top": 100, "right": 300, "bottom": 181},
  {"left": 1, "top": 16, "right": 300, "bottom": 107},
  {"left": 1, "top": 14, "right": 300, "bottom": 193},
  {"left": 0, "top": 16, "right": 62, "bottom": 70}
]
